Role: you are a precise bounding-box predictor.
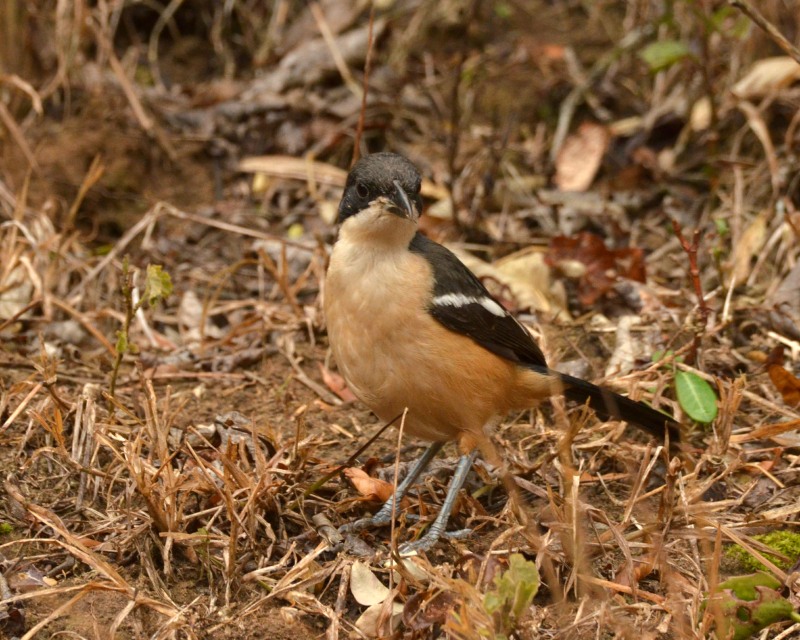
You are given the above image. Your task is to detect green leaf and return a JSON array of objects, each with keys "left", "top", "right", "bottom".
[
  {"left": 639, "top": 40, "right": 690, "bottom": 72},
  {"left": 705, "top": 573, "right": 796, "bottom": 640},
  {"left": 483, "top": 553, "right": 540, "bottom": 632},
  {"left": 145, "top": 264, "right": 173, "bottom": 307},
  {"left": 675, "top": 371, "right": 718, "bottom": 423}
]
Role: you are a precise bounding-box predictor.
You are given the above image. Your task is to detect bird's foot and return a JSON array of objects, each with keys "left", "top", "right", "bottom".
[
  {"left": 338, "top": 510, "right": 421, "bottom": 536},
  {"left": 338, "top": 514, "right": 388, "bottom": 535},
  {"left": 397, "top": 527, "right": 472, "bottom": 556}
]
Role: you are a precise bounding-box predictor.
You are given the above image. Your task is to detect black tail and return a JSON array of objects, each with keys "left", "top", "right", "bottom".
[{"left": 545, "top": 369, "right": 680, "bottom": 443}]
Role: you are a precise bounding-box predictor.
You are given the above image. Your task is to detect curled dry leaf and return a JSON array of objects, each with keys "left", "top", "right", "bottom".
[
  {"left": 343, "top": 467, "right": 395, "bottom": 503},
  {"left": 766, "top": 346, "right": 800, "bottom": 408},
  {"left": 554, "top": 122, "right": 611, "bottom": 192}
]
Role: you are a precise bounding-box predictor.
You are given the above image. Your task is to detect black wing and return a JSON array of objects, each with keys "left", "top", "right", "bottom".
[
  {"left": 409, "top": 233, "right": 680, "bottom": 442},
  {"left": 409, "top": 233, "right": 547, "bottom": 368}
]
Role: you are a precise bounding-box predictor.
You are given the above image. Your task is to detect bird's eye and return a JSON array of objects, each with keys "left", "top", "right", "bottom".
[{"left": 355, "top": 183, "right": 369, "bottom": 198}]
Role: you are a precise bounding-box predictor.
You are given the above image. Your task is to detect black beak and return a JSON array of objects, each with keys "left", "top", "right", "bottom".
[{"left": 388, "top": 180, "right": 417, "bottom": 220}]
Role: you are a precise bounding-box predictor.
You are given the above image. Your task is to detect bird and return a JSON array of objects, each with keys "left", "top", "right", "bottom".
[{"left": 324, "top": 152, "right": 680, "bottom": 554}]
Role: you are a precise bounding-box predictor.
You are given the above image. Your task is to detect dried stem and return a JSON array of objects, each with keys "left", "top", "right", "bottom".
[
  {"left": 730, "top": 0, "right": 800, "bottom": 64},
  {"left": 672, "top": 219, "right": 709, "bottom": 363}
]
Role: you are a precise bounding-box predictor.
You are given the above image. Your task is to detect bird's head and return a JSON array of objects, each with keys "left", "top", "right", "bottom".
[{"left": 336, "top": 152, "right": 423, "bottom": 244}]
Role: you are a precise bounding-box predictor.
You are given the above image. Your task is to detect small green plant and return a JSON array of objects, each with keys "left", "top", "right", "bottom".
[
  {"left": 0, "top": 522, "right": 13, "bottom": 535},
  {"left": 705, "top": 572, "right": 800, "bottom": 640},
  {"left": 483, "top": 553, "right": 540, "bottom": 639},
  {"left": 109, "top": 258, "right": 173, "bottom": 400}
]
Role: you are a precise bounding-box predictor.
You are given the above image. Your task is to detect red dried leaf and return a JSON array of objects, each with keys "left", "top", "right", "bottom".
[
  {"left": 766, "top": 346, "right": 800, "bottom": 407},
  {"left": 343, "top": 467, "right": 395, "bottom": 503},
  {"left": 546, "top": 232, "right": 646, "bottom": 306}
]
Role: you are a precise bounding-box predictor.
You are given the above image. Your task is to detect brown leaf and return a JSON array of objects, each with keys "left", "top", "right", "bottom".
[
  {"left": 546, "top": 232, "right": 646, "bottom": 306},
  {"left": 343, "top": 467, "right": 395, "bottom": 503},
  {"left": 614, "top": 548, "right": 657, "bottom": 587},
  {"left": 402, "top": 590, "right": 459, "bottom": 632},
  {"left": 766, "top": 346, "right": 800, "bottom": 407},
  {"left": 554, "top": 122, "right": 610, "bottom": 192},
  {"left": 730, "top": 206, "right": 766, "bottom": 287}
]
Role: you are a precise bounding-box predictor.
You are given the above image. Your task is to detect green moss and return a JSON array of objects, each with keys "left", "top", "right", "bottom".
[{"left": 725, "top": 531, "right": 800, "bottom": 571}]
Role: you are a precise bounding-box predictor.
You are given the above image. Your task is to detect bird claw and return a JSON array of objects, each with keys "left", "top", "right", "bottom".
[
  {"left": 338, "top": 510, "right": 423, "bottom": 536},
  {"left": 443, "top": 527, "right": 472, "bottom": 540},
  {"left": 397, "top": 527, "right": 473, "bottom": 556},
  {"left": 338, "top": 516, "right": 384, "bottom": 535}
]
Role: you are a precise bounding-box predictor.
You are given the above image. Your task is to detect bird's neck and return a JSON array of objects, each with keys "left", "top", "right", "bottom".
[{"left": 336, "top": 210, "right": 417, "bottom": 252}]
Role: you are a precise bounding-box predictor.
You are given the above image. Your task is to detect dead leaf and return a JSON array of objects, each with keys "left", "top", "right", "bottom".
[
  {"left": 546, "top": 232, "right": 646, "bottom": 307},
  {"left": 732, "top": 56, "right": 800, "bottom": 100},
  {"left": 403, "top": 590, "right": 459, "bottom": 632},
  {"left": 453, "top": 246, "right": 568, "bottom": 318},
  {"left": 319, "top": 364, "right": 357, "bottom": 402},
  {"left": 7, "top": 566, "right": 57, "bottom": 592},
  {"left": 766, "top": 346, "right": 800, "bottom": 407},
  {"left": 731, "top": 211, "right": 767, "bottom": 285},
  {"left": 355, "top": 599, "right": 404, "bottom": 638},
  {"left": 351, "top": 561, "right": 391, "bottom": 606},
  {"left": 343, "top": 467, "right": 395, "bottom": 503},
  {"left": 554, "top": 122, "right": 611, "bottom": 192},
  {"left": 494, "top": 247, "right": 567, "bottom": 317},
  {"left": 614, "top": 546, "right": 658, "bottom": 587}
]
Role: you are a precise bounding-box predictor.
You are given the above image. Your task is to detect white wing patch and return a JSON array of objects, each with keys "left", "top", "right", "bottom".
[{"left": 431, "top": 293, "right": 507, "bottom": 317}]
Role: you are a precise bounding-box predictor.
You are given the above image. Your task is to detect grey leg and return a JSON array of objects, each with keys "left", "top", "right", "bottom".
[
  {"left": 398, "top": 450, "right": 478, "bottom": 555},
  {"left": 340, "top": 442, "right": 444, "bottom": 534}
]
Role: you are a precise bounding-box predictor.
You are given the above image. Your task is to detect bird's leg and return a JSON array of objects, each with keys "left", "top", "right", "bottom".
[
  {"left": 398, "top": 449, "right": 477, "bottom": 555},
  {"left": 339, "top": 442, "right": 444, "bottom": 534}
]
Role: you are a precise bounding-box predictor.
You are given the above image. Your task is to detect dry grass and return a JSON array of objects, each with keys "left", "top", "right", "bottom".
[{"left": 1, "top": 1, "right": 800, "bottom": 638}]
